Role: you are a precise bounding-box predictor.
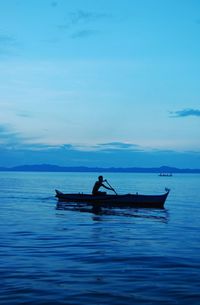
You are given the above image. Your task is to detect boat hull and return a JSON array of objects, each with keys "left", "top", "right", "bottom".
[{"left": 55, "top": 189, "right": 169, "bottom": 208}]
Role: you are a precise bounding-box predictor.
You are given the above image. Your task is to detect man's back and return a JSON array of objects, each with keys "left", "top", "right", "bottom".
[{"left": 92, "top": 180, "right": 102, "bottom": 195}]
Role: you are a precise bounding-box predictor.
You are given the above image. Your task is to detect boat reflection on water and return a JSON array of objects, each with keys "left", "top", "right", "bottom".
[{"left": 56, "top": 201, "right": 169, "bottom": 223}]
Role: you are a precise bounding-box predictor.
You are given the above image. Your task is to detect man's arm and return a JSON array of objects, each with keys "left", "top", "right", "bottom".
[{"left": 102, "top": 183, "right": 113, "bottom": 191}]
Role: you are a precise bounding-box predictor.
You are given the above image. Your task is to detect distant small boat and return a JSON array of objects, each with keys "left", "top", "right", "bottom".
[
  {"left": 55, "top": 189, "right": 170, "bottom": 209},
  {"left": 159, "top": 173, "right": 173, "bottom": 177}
]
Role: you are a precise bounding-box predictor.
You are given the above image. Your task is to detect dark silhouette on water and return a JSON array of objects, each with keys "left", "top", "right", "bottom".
[
  {"left": 92, "top": 175, "right": 114, "bottom": 195},
  {"left": 55, "top": 188, "right": 170, "bottom": 208},
  {"left": 159, "top": 173, "right": 173, "bottom": 177}
]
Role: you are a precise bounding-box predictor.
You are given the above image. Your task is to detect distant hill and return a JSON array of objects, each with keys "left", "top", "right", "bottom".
[{"left": 0, "top": 164, "right": 200, "bottom": 173}]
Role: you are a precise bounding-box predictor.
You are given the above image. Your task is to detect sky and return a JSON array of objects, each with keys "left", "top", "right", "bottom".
[{"left": 0, "top": 0, "right": 200, "bottom": 168}]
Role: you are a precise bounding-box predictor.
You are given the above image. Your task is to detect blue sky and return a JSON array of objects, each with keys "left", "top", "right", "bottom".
[{"left": 0, "top": 0, "right": 200, "bottom": 168}]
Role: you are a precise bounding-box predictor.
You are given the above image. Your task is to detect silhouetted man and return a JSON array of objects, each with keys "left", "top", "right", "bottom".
[{"left": 92, "top": 176, "right": 113, "bottom": 195}]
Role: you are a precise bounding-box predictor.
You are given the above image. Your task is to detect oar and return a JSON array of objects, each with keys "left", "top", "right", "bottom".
[{"left": 105, "top": 180, "right": 118, "bottom": 195}]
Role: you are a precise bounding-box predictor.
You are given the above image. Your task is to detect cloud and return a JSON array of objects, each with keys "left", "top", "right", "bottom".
[
  {"left": 70, "top": 29, "right": 98, "bottom": 39},
  {"left": 96, "top": 142, "right": 140, "bottom": 151},
  {"left": 0, "top": 123, "right": 43, "bottom": 149},
  {"left": 58, "top": 10, "right": 108, "bottom": 29},
  {"left": 0, "top": 124, "right": 22, "bottom": 146},
  {"left": 0, "top": 124, "right": 16, "bottom": 136},
  {"left": 0, "top": 125, "right": 141, "bottom": 154},
  {"left": 0, "top": 32, "right": 17, "bottom": 54},
  {"left": 170, "top": 108, "right": 200, "bottom": 117},
  {"left": 0, "top": 125, "right": 8, "bottom": 133},
  {"left": 68, "top": 142, "right": 143, "bottom": 153},
  {"left": 0, "top": 34, "right": 14, "bottom": 44},
  {"left": 50, "top": 1, "right": 58, "bottom": 7},
  {"left": 57, "top": 9, "right": 110, "bottom": 39},
  {"left": 68, "top": 10, "right": 109, "bottom": 26},
  {"left": 17, "top": 112, "right": 33, "bottom": 118},
  {"left": 0, "top": 141, "right": 200, "bottom": 168}
]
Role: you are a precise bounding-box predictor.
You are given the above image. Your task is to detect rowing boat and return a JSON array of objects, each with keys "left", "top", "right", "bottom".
[{"left": 55, "top": 188, "right": 170, "bottom": 208}]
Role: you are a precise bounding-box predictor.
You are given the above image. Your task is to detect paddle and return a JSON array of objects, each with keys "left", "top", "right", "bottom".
[{"left": 104, "top": 179, "right": 118, "bottom": 195}]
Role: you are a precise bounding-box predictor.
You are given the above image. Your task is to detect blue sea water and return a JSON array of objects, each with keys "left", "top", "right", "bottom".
[{"left": 0, "top": 172, "right": 200, "bottom": 305}]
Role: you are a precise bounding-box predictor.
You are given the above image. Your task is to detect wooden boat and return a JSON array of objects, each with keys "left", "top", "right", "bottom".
[{"left": 55, "top": 188, "right": 170, "bottom": 208}]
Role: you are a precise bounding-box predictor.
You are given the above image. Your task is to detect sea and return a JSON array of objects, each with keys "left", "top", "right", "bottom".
[{"left": 0, "top": 171, "right": 200, "bottom": 305}]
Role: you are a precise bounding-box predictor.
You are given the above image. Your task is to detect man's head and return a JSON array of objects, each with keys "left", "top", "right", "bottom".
[{"left": 98, "top": 175, "right": 103, "bottom": 182}]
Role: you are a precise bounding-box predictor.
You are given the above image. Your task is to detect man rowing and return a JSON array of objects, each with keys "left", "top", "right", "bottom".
[{"left": 92, "top": 176, "right": 114, "bottom": 196}]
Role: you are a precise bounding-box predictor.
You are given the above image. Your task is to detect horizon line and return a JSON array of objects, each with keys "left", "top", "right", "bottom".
[{"left": 0, "top": 164, "right": 200, "bottom": 173}]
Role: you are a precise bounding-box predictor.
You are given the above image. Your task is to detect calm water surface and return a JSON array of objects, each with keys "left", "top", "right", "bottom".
[{"left": 0, "top": 172, "right": 200, "bottom": 305}]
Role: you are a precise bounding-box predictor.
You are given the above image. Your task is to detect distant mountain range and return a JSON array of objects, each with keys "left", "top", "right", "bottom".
[{"left": 0, "top": 164, "right": 200, "bottom": 173}]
